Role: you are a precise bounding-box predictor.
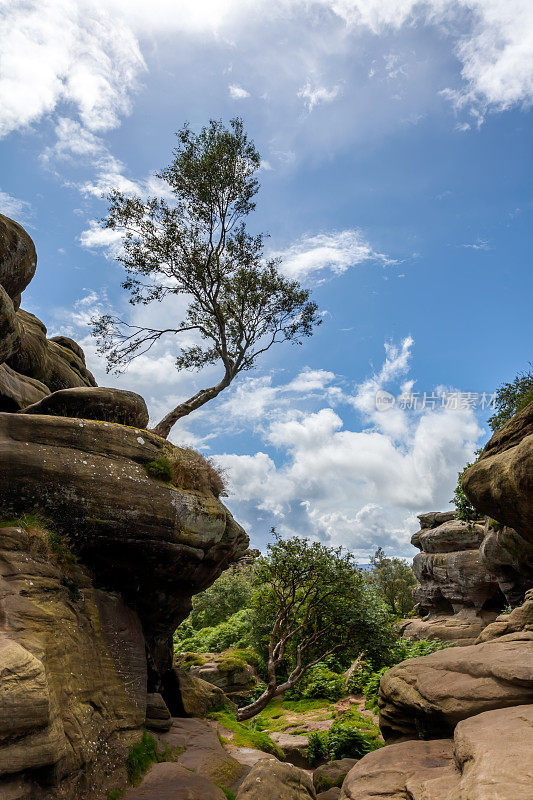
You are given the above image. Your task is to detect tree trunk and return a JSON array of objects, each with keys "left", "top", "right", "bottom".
[
  {"left": 237, "top": 685, "right": 280, "bottom": 721},
  {"left": 150, "top": 374, "right": 232, "bottom": 439}
]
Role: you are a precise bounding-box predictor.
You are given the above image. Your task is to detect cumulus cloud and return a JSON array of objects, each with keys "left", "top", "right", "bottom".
[
  {"left": 273, "top": 229, "right": 395, "bottom": 280},
  {"left": 216, "top": 337, "right": 482, "bottom": 556}
]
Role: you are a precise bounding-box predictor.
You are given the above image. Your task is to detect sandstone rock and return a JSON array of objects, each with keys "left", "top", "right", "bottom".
[
  {"left": 0, "top": 363, "right": 50, "bottom": 411},
  {"left": 416, "top": 520, "right": 485, "bottom": 554},
  {"left": 176, "top": 669, "right": 235, "bottom": 717},
  {"left": 317, "top": 790, "right": 341, "bottom": 800},
  {"left": 313, "top": 759, "right": 358, "bottom": 793},
  {"left": 236, "top": 757, "right": 316, "bottom": 799},
  {"left": 339, "top": 739, "right": 457, "bottom": 800},
  {"left": 6, "top": 309, "right": 96, "bottom": 392},
  {"left": 122, "top": 762, "right": 227, "bottom": 799},
  {"left": 0, "top": 284, "right": 19, "bottom": 363},
  {"left": 145, "top": 693, "right": 172, "bottom": 732},
  {"left": 463, "top": 402, "right": 533, "bottom": 603},
  {"left": 400, "top": 608, "right": 497, "bottom": 646},
  {"left": 0, "top": 525, "right": 146, "bottom": 793},
  {"left": 412, "top": 549, "right": 499, "bottom": 613},
  {"left": 189, "top": 653, "right": 258, "bottom": 702},
  {"left": 417, "top": 511, "right": 455, "bottom": 530},
  {"left": 0, "top": 413, "right": 248, "bottom": 686},
  {"left": 0, "top": 213, "right": 37, "bottom": 304},
  {"left": 270, "top": 733, "right": 311, "bottom": 768},
  {"left": 154, "top": 717, "right": 246, "bottom": 791},
  {"left": 449, "top": 704, "right": 533, "bottom": 800},
  {"left": 378, "top": 634, "right": 533, "bottom": 740},
  {"left": 22, "top": 385, "right": 149, "bottom": 428},
  {"left": 476, "top": 588, "right": 533, "bottom": 643},
  {"left": 48, "top": 335, "right": 86, "bottom": 363}
]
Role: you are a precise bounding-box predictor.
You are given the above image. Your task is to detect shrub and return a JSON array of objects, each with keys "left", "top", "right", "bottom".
[
  {"left": 307, "top": 715, "right": 380, "bottom": 766},
  {"left": 143, "top": 448, "right": 226, "bottom": 496},
  {"left": 1, "top": 513, "right": 78, "bottom": 569},
  {"left": 174, "top": 608, "right": 253, "bottom": 654},
  {"left": 286, "top": 663, "right": 346, "bottom": 702}
]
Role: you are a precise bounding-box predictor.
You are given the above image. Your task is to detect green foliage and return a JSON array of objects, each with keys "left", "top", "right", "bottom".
[
  {"left": 188, "top": 566, "right": 253, "bottom": 629},
  {"left": 174, "top": 608, "right": 253, "bottom": 654},
  {"left": 209, "top": 710, "right": 285, "bottom": 759},
  {"left": 93, "top": 117, "right": 321, "bottom": 434},
  {"left": 368, "top": 547, "right": 417, "bottom": 617},
  {"left": 126, "top": 731, "right": 163, "bottom": 786},
  {"left": 360, "top": 667, "right": 388, "bottom": 712},
  {"left": 285, "top": 663, "right": 346, "bottom": 702},
  {"left": 307, "top": 714, "right": 381, "bottom": 766},
  {"left": 217, "top": 654, "right": 247, "bottom": 673},
  {"left": 451, "top": 458, "right": 484, "bottom": 522},
  {"left": 143, "top": 456, "right": 173, "bottom": 482},
  {"left": 106, "top": 790, "right": 125, "bottom": 800},
  {"left": 488, "top": 366, "right": 533, "bottom": 432},
  {"left": 391, "top": 637, "right": 450, "bottom": 662}
]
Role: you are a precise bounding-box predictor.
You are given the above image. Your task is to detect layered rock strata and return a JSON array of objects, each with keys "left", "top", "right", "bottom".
[{"left": 404, "top": 512, "right": 504, "bottom": 645}]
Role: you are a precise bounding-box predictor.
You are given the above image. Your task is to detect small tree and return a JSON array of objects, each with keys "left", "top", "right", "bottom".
[
  {"left": 488, "top": 365, "right": 533, "bottom": 432},
  {"left": 237, "top": 533, "right": 395, "bottom": 721},
  {"left": 368, "top": 547, "right": 417, "bottom": 617},
  {"left": 92, "top": 118, "right": 321, "bottom": 438}
]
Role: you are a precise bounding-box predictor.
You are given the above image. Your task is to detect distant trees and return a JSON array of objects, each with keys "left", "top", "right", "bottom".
[
  {"left": 236, "top": 533, "right": 396, "bottom": 720},
  {"left": 93, "top": 118, "right": 321, "bottom": 438},
  {"left": 368, "top": 547, "right": 417, "bottom": 617}
]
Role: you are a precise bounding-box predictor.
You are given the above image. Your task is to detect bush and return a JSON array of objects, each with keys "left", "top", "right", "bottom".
[
  {"left": 143, "top": 448, "right": 226, "bottom": 496},
  {"left": 174, "top": 608, "right": 253, "bottom": 654},
  {"left": 307, "top": 715, "right": 381, "bottom": 766},
  {"left": 286, "top": 663, "right": 346, "bottom": 702}
]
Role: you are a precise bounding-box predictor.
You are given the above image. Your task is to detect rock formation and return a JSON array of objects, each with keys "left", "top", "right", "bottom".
[
  {"left": 0, "top": 215, "right": 249, "bottom": 798},
  {"left": 463, "top": 400, "right": 533, "bottom": 603},
  {"left": 337, "top": 403, "right": 533, "bottom": 799},
  {"left": 403, "top": 511, "right": 505, "bottom": 645}
]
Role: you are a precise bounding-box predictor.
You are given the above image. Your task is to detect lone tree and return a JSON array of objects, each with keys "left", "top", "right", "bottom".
[
  {"left": 92, "top": 118, "right": 321, "bottom": 438},
  {"left": 237, "top": 533, "right": 395, "bottom": 721}
]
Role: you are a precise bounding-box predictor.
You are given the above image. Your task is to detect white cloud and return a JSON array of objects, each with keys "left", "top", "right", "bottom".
[
  {"left": 79, "top": 221, "right": 124, "bottom": 257},
  {"left": 0, "top": 189, "right": 32, "bottom": 221},
  {"left": 217, "top": 338, "right": 482, "bottom": 556},
  {"left": 298, "top": 81, "right": 342, "bottom": 111},
  {"left": 273, "top": 229, "right": 395, "bottom": 279},
  {"left": 229, "top": 84, "right": 250, "bottom": 99}
]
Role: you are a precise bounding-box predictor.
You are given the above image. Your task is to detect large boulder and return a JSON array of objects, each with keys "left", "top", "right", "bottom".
[
  {"left": 463, "top": 401, "right": 533, "bottom": 602},
  {"left": 0, "top": 524, "right": 146, "bottom": 795},
  {"left": 0, "top": 413, "right": 248, "bottom": 687},
  {"left": 400, "top": 608, "right": 497, "bottom": 646},
  {"left": 22, "top": 386, "right": 149, "bottom": 428},
  {"left": 236, "top": 757, "right": 316, "bottom": 799},
  {"left": 0, "top": 363, "right": 49, "bottom": 411},
  {"left": 176, "top": 669, "right": 236, "bottom": 717},
  {"left": 145, "top": 693, "right": 172, "bottom": 732},
  {"left": 0, "top": 213, "right": 37, "bottom": 305},
  {"left": 339, "top": 739, "right": 456, "bottom": 799},
  {"left": 313, "top": 759, "right": 358, "bottom": 794},
  {"left": 189, "top": 652, "right": 258, "bottom": 702},
  {"left": 378, "top": 632, "right": 533, "bottom": 740}
]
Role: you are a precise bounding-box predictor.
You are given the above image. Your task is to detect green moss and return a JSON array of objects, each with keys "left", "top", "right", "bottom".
[
  {"left": 106, "top": 790, "right": 125, "bottom": 800},
  {"left": 216, "top": 786, "right": 236, "bottom": 800},
  {"left": 176, "top": 651, "right": 209, "bottom": 670},
  {"left": 209, "top": 711, "right": 285, "bottom": 759},
  {"left": 217, "top": 655, "right": 247, "bottom": 673},
  {"left": 281, "top": 698, "right": 332, "bottom": 713},
  {"left": 143, "top": 456, "right": 173, "bottom": 482}
]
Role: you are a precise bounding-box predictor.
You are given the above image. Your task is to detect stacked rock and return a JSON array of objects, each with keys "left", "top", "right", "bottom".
[{"left": 403, "top": 511, "right": 505, "bottom": 645}]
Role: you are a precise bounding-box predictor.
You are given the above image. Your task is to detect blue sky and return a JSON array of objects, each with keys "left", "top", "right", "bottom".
[{"left": 1, "top": 0, "right": 532, "bottom": 557}]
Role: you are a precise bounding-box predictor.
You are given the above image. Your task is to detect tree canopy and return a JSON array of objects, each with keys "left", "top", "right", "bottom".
[
  {"left": 93, "top": 117, "right": 321, "bottom": 438},
  {"left": 236, "top": 533, "right": 396, "bottom": 720},
  {"left": 368, "top": 547, "right": 417, "bottom": 617}
]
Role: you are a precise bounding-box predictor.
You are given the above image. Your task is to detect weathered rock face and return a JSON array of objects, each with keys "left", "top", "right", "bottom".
[
  {"left": 0, "top": 525, "right": 146, "bottom": 799},
  {"left": 313, "top": 759, "right": 358, "bottom": 794},
  {"left": 236, "top": 757, "right": 316, "bottom": 800},
  {"left": 176, "top": 669, "right": 236, "bottom": 718},
  {"left": 189, "top": 653, "right": 258, "bottom": 703},
  {"left": 0, "top": 215, "right": 97, "bottom": 411},
  {"left": 0, "top": 412, "right": 248, "bottom": 687},
  {"left": 22, "top": 386, "right": 150, "bottom": 428},
  {"left": 463, "top": 401, "right": 533, "bottom": 603},
  {"left": 379, "top": 624, "right": 533, "bottom": 741},
  {"left": 406, "top": 512, "right": 504, "bottom": 645}
]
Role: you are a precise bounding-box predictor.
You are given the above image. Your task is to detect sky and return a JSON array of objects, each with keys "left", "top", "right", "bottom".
[{"left": 1, "top": 0, "right": 532, "bottom": 559}]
